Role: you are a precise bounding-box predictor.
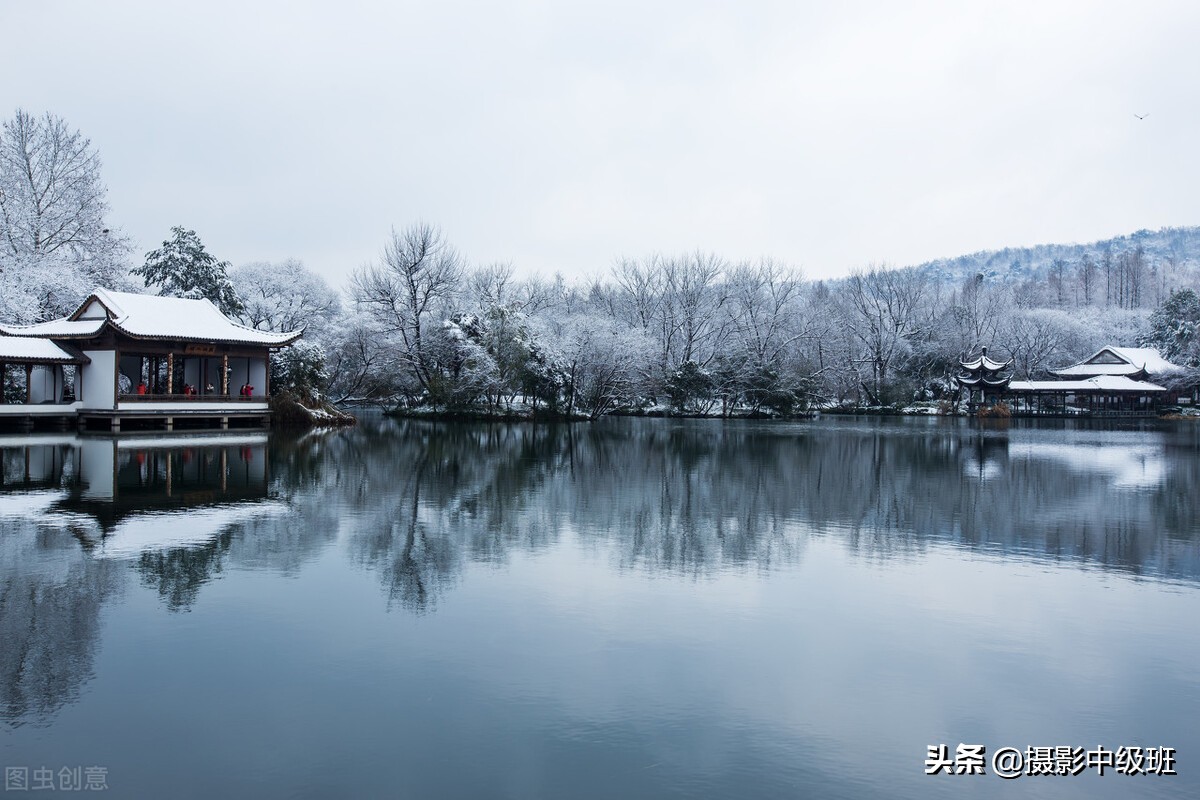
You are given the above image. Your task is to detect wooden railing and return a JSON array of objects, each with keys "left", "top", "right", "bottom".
[{"left": 119, "top": 393, "right": 263, "bottom": 402}]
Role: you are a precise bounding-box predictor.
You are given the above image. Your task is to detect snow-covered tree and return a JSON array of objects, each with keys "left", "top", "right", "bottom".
[
  {"left": 324, "top": 310, "right": 408, "bottom": 404},
  {"left": 1142, "top": 289, "right": 1200, "bottom": 366},
  {"left": 999, "top": 308, "right": 1095, "bottom": 379},
  {"left": 423, "top": 314, "right": 500, "bottom": 408},
  {"left": 270, "top": 340, "right": 328, "bottom": 401},
  {"left": 351, "top": 223, "right": 464, "bottom": 394},
  {"left": 555, "top": 312, "right": 651, "bottom": 418},
  {"left": 606, "top": 253, "right": 731, "bottom": 392},
  {"left": 231, "top": 259, "right": 341, "bottom": 335},
  {"left": 837, "top": 267, "right": 931, "bottom": 404},
  {"left": 135, "top": 227, "right": 242, "bottom": 316},
  {"left": 0, "top": 109, "right": 131, "bottom": 322}
]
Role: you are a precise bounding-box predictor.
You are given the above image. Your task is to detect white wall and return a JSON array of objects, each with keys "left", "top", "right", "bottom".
[
  {"left": 78, "top": 299, "right": 106, "bottom": 319},
  {"left": 78, "top": 438, "right": 115, "bottom": 500},
  {"left": 28, "top": 365, "right": 63, "bottom": 403},
  {"left": 81, "top": 350, "right": 116, "bottom": 410},
  {"left": 248, "top": 358, "right": 267, "bottom": 396},
  {"left": 229, "top": 357, "right": 248, "bottom": 393}
]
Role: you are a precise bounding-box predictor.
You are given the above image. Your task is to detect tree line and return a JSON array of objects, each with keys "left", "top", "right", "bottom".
[{"left": 4, "top": 108, "right": 1200, "bottom": 415}]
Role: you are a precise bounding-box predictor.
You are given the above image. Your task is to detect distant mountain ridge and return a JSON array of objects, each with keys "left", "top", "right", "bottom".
[{"left": 909, "top": 226, "right": 1200, "bottom": 285}]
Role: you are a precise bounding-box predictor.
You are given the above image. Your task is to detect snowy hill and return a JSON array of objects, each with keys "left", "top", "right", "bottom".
[{"left": 909, "top": 226, "right": 1200, "bottom": 286}]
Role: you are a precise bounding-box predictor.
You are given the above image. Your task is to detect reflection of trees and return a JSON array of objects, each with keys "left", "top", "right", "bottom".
[
  {"left": 137, "top": 532, "right": 233, "bottom": 611},
  {"left": 4, "top": 417, "right": 1200, "bottom": 727},
  {"left": 325, "top": 416, "right": 1200, "bottom": 596},
  {"left": 0, "top": 518, "right": 124, "bottom": 726}
]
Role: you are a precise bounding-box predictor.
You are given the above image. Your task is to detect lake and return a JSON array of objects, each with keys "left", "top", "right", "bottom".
[{"left": 1, "top": 414, "right": 1198, "bottom": 798}]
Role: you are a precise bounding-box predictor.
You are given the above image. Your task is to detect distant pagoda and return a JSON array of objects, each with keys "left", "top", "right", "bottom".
[{"left": 955, "top": 346, "right": 1013, "bottom": 405}]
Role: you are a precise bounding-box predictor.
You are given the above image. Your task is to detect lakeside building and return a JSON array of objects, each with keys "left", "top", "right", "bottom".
[
  {"left": 1007, "top": 346, "right": 1185, "bottom": 417},
  {"left": 0, "top": 289, "right": 301, "bottom": 432},
  {"left": 954, "top": 347, "right": 1013, "bottom": 408},
  {"left": 960, "top": 345, "right": 1193, "bottom": 417}
]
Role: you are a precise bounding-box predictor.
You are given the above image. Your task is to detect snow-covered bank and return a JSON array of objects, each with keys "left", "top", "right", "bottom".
[
  {"left": 383, "top": 404, "right": 590, "bottom": 422},
  {"left": 270, "top": 392, "right": 356, "bottom": 429}
]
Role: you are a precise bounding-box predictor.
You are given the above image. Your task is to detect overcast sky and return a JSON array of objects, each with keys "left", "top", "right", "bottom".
[{"left": 3, "top": 0, "right": 1198, "bottom": 288}]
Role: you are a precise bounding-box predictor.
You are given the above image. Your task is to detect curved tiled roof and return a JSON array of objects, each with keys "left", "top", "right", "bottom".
[
  {"left": 960, "top": 354, "right": 1012, "bottom": 372},
  {"left": 0, "top": 336, "right": 90, "bottom": 364},
  {"left": 1008, "top": 376, "right": 1166, "bottom": 393},
  {"left": 0, "top": 319, "right": 106, "bottom": 338},
  {"left": 64, "top": 288, "right": 303, "bottom": 346},
  {"left": 1052, "top": 346, "right": 1182, "bottom": 378}
]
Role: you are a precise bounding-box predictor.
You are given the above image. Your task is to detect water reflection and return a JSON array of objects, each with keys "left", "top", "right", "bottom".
[
  {"left": 2, "top": 417, "right": 1200, "bottom": 728},
  {"left": 319, "top": 416, "right": 1200, "bottom": 587}
]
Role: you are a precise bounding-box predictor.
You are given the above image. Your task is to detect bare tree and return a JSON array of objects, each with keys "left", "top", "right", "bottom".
[
  {"left": 610, "top": 253, "right": 731, "bottom": 389},
  {"left": 350, "top": 223, "right": 464, "bottom": 393},
  {"left": 1001, "top": 309, "right": 1088, "bottom": 379},
  {"left": 837, "top": 266, "right": 931, "bottom": 404},
  {"left": 1048, "top": 258, "right": 1068, "bottom": 306},
  {"left": 611, "top": 256, "right": 665, "bottom": 332},
  {"left": 1076, "top": 254, "right": 1096, "bottom": 306},
  {"left": 467, "top": 262, "right": 516, "bottom": 312},
  {"left": 0, "top": 109, "right": 131, "bottom": 321},
  {"left": 725, "top": 259, "right": 806, "bottom": 372},
  {"left": 662, "top": 252, "right": 730, "bottom": 368},
  {"left": 231, "top": 259, "right": 341, "bottom": 334}
]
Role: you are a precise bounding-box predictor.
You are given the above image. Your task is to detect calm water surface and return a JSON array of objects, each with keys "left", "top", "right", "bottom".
[{"left": 1, "top": 415, "right": 1198, "bottom": 799}]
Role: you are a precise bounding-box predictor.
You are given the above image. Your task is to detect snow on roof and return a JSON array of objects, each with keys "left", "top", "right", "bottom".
[
  {"left": 960, "top": 354, "right": 1012, "bottom": 372},
  {"left": 71, "top": 288, "right": 302, "bottom": 346},
  {"left": 1008, "top": 376, "right": 1166, "bottom": 393},
  {"left": 0, "top": 336, "right": 89, "bottom": 364},
  {"left": 1052, "top": 362, "right": 1143, "bottom": 378},
  {"left": 1109, "top": 347, "right": 1183, "bottom": 374},
  {"left": 1052, "top": 346, "right": 1182, "bottom": 378},
  {"left": 0, "top": 318, "right": 106, "bottom": 338},
  {"left": 957, "top": 375, "right": 1010, "bottom": 387}
]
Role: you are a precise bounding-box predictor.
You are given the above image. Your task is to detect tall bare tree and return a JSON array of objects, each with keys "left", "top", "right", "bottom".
[
  {"left": 0, "top": 109, "right": 130, "bottom": 321},
  {"left": 838, "top": 266, "right": 931, "bottom": 404},
  {"left": 1076, "top": 254, "right": 1096, "bottom": 306},
  {"left": 351, "top": 223, "right": 464, "bottom": 393},
  {"left": 232, "top": 259, "right": 341, "bottom": 334}
]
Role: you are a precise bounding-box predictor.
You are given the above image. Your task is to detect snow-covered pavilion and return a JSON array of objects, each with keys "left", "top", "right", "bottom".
[
  {"left": 1006, "top": 346, "right": 1184, "bottom": 417},
  {"left": 0, "top": 289, "right": 301, "bottom": 431},
  {"left": 955, "top": 347, "right": 1013, "bottom": 408}
]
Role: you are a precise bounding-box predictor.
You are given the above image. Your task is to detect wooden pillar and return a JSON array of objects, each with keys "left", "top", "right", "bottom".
[
  {"left": 221, "top": 354, "right": 229, "bottom": 396},
  {"left": 25, "top": 364, "right": 32, "bottom": 404},
  {"left": 167, "top": 353, "right": 174, "bottom": 395},
  {"left": 263, "top": 354, "right": 270, "bottom": 397}
]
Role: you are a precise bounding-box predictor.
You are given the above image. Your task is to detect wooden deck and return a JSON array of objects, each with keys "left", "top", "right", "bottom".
[{"left": 0, "top": 398, "right": 271, "bottom": 432}]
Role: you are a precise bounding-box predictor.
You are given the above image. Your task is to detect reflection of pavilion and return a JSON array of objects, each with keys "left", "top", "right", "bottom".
[
  {"left": 66, "top": 434, "right": 272, "bottom": 530},
  {"left": 0, "top": 433, "right": 276, "bottom": 540},
  {"left": 0, "top": 434, "right": 79, "bottom": 489},
  {"left": 0, "top": 433, "right": 282, "bottom": 724}
]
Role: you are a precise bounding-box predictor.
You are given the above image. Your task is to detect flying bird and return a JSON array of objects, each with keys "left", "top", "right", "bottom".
[{"left": 1134, "top": 113, "right": 1149, "bottom": 120}]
